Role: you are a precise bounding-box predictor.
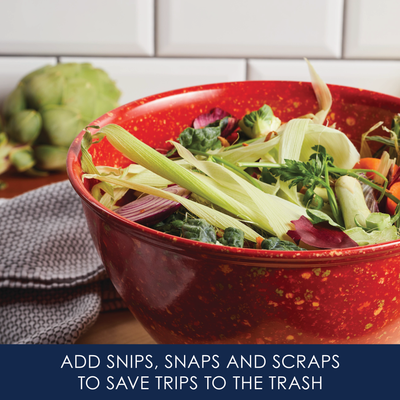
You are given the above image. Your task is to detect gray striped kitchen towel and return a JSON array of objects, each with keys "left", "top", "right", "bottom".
[{"left": 0, "top": 180, "right": 125, "bottom": 344}]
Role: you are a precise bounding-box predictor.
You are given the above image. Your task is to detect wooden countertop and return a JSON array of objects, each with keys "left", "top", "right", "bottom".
[{"left": 1, "top": 170, "right": 156, "bottom": 344}]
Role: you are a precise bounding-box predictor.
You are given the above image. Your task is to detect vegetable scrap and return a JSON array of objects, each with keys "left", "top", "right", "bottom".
[
  {"left": 81, "top": 60, "right": 400, "bottom": 251},
  {"left": 0, "top": 62, "right": 121, "bottom": 185}
]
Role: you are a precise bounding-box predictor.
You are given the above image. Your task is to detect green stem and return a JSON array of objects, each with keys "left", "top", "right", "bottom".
[
  {"left": 239, "top": 161, "right": 400, "bottom": 206},
  {"left": 165, "top": 148, "right": 177, "bottom": 158},
  {"left": 237, "top": 162, "right": 279, "bottom": 168},
  {"left": 223, "top": 137, "right": 260, "bottom": 150},
  {"left": 190, "top": 149, "right": 262, "bottom": 190},
  {"left": 323, "top": 162, "right": 343, "bottom": 226}
]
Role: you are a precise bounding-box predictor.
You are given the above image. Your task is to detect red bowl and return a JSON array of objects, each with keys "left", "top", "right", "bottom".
[{"left": 67, "top": 81, "right": 400, "bottom": 344}]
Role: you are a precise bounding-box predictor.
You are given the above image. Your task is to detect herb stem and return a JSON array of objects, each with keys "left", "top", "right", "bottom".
[
  {"left": 223, "top": 137, "right": 260, "bottom": 150},
  {"left": 237, "top": 162, "right": 279, "bottom": 168},
  {"left": 323, "top": 162, "right": 343, "bottom": 225},
  {"left": 238, "top": 162, "right": 400, "bottom": 206},
  {"left": 191, "top": 150, "right": 262, "bottom": 190}
]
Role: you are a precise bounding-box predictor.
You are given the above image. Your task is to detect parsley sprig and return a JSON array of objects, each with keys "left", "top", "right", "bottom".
[
  {"left": 237, "top": 145, "right": 400, "bottom": 227},
  {"left": 267, "top": 146, "right": 343, "bottom": 225}
]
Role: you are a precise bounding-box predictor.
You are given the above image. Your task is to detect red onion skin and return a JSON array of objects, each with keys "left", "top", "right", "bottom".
[
  {"left": 193, "top": 108, "right": 230, "bottom": 129},
  {"left": 115, "top": 185, "right": 191, "bottom": 225}
]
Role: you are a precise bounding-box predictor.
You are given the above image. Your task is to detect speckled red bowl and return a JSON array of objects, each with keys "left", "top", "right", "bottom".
[{"left": 67, "top": 81, "right": 400, "bottom": 344}]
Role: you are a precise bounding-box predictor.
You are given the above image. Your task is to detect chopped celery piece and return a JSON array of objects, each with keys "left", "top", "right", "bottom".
[
  {"left": 345, "top": 226, "right": 399, "bottom": 246},
  {"left": 365, "top": 213, "right": 391, "bottom": 231}
]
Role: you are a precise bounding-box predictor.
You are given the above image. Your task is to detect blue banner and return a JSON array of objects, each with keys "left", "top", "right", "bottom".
[{"left": 0, "top": 344, "right": 398, "bottom": 399}]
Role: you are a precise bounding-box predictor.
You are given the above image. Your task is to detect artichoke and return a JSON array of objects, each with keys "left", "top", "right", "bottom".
[
  {"left": 7, "top": 109, "right": 42, "bottom": 144},
  {"left": 0, "top": 62, "right": 121, "bottom": 176}
]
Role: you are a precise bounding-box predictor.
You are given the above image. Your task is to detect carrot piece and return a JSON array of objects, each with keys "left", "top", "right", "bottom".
[
  {"left": 353, "top": 158, "right": 380, "bottom": 179},
  {"left": 386, "top": 182, "right": 400, "bottom": 214},
  {"left": 256, "top": 236, "right": 264, "bottom": 249}
]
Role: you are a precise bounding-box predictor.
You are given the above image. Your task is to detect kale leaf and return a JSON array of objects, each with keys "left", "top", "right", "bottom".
[
  {"left": 151, "top": 212, "right": 185, "bottom": 236},
  {"left": 218, "top": 227, "right": 245, "bottom": 248},
  {"left": 178, "top": 126, "right": 221, "bottom": 152},
  {"left": 181, "top": 219, "right": 216, "bottom": 244},
  {"left": 261, "top": 237, "right": 305, "bottom": 251}
]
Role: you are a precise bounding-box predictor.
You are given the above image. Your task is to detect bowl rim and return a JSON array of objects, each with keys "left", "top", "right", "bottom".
[{"left": 67, "top": 80, "right": 400, "bottom": 262}]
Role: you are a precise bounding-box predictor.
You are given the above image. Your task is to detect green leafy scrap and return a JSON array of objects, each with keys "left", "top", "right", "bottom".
[
  {"left": 181, "top": 218, "right": 217, "bottom": 244},
  {"left": 238, "top": 104, "right": 280, "bottom": 139},
  {"left": 270, "top": 145, "right": 338, "bottom": 212},
  {"left": 151, "top": 213, "right": 185, "bottom": 236},
  {"left": 178, "top": 126, "right": 222, "bottom": 152},
  {"left": 261, "top": 237, "right": 305, "bottom": 251},
  {"left": 218, "top": 227, "right": 245, "bottom": 248}
]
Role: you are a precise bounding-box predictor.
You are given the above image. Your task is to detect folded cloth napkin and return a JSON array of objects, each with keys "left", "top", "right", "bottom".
[{"left": 0, "top": 180, "right": 125, "bottom": 344}]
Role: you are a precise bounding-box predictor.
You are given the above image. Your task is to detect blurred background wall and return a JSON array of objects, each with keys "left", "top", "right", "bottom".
[{"left": 1, "top": 0, "right": 399, "bottom": 107}]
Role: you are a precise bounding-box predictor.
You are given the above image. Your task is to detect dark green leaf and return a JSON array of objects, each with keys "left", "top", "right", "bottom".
[
  {"left": 181, "top": 218, "right": 216, "bottom": 244},
  {"left": 151, "top": 211, "right": 185, "bottom": 236},
  {"left": 218, "top": 227, "right": 244, "bottom": 248},
  {"left": 260, "top": 167, "right": 277, "bottom": 184},
  {"left": 261, "top": 237, "right": 305, "bottom": 251},
  {"left": 178, "top": 126, "right": 221, "bottom": 152}
]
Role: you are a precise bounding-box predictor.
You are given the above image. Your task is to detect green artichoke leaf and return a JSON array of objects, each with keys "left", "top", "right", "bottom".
[
  {"left": 20, "top": 64, "right": 52, "bottom": 85},
  {"left": 9, "top": 145, "right": 35, "bottom": 172},
  {"left": 61, "top": 77, "right": 98, "bottom": 122},
  {"left": 51, "top": 63, "right": 82, "bottom": 79},
  {"left": 3, "top": 84, "right": 26, "bottom": 121},
  {"left": 0, "top": 133, "right": 12, "bottom": 175},
  {"left": 7, "top": 109, "right": 42, "bottom": 144},
  {"left": 80, "top": 64, "right": 121, "bottom": 102},
  {"left": 24, "top": 69, "right": 64, "bottom": 109},
  {"left": 41, "top": 105, "right": 83, "bottom": 147},
  {"left": 34, "top": 145, "right": 68, "bottom": 171}
]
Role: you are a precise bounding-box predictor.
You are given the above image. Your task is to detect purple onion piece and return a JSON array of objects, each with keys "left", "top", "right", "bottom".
[
  {"left": 221, "top": 117, "right": 238, "bottom": 138},
  {"left": 115, "top": 185, "right": 191, "bottom": 225},
  {"left": 360, "top": 180, "right": 379, "bottom": 212},
  {"left": 193, "top": 108, "right": 231, "bottom": 129}
]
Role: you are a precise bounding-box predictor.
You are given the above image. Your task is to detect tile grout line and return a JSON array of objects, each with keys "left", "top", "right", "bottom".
[
  {"left": 0, "top": 54, "right": 399, "bottom": 63},
  {"left": 341, "top": 0, "right": 347, "bottom": 60},
  {"left": 153, "top": 0, "right": 157, "bottom": 58}
]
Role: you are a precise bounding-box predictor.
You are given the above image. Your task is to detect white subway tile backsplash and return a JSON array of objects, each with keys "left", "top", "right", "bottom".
[
  {"left": 344, "top": 0, "right": 400, "bottom": 59},
  {"left": 157, "top": 0, "right": 343, "bottom": 58},
  {"left": 248, "top": 59, "right": 400, "bottom": 98},
  {"left": 61, "top": 57, "right": 246, "bottom": 106},
  {"left": 0, "top": 0, "right": 398, "bottom": 118},
  {"left": 0, "top": 57, "right": 57, "bottom": 106},
  {"left": 0, "top": 0, "right": 154, "bottom": 56}
]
